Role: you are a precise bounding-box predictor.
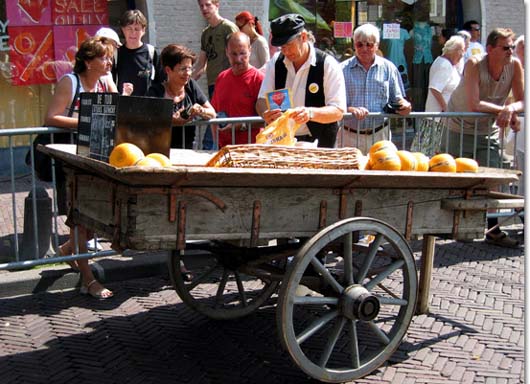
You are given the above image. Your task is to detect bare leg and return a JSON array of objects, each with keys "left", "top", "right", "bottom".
[{"left": 61, "top": 226, "right": 113, "bottom": 299}]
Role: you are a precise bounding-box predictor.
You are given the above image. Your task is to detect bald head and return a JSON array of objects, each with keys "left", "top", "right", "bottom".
[
  {"left": 227, "top": 31, "right": 251, "bottom": 49},
  {"left": 226, "top": 32, "right": 252, "bottom": 75}
]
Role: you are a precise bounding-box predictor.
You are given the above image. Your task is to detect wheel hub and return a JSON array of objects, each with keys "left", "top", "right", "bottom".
[{"left": 340, "top": 284, "right": 380, "bottom": 321}]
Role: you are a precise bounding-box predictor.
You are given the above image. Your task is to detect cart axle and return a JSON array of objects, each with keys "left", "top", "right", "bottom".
[{"left": 340, "top": 285, "right": 380, "bottom": 321}]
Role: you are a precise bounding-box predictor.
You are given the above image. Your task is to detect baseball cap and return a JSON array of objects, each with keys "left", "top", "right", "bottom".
[
  {"left": 95, "top": 27, "right": 122, "bottom": 47},
  {"left": 270, "top": 14, "right": 305, "bottom": 47}
]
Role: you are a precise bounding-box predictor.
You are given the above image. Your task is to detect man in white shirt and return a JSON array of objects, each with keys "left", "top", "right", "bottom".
[
  {"left": 463, "top": 20, "right": 485, "bottom": 61},
  {"left": 256, "top": 14, "right": 346, "bottom": 148}
]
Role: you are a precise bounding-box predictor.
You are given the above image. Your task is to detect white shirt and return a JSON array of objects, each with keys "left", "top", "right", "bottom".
[
  {"left": 425, "top": 56, "right": 461, "bottom": 112},
  {"left": 464, "top": 41, "right": 485, "bottom": 62},
  {"left": 258, "top": 44, "right": 346, "bottom": 135}
]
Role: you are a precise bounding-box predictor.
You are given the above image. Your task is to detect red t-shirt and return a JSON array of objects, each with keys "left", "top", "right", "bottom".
[{"left": 211, "top": 66, "right": 264, "bottom": 147}]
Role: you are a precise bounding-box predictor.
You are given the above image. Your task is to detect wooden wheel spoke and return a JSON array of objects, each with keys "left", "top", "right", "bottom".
[
  {"left": 356, "top": 233, "right": 384, "bottom": 283},
  {"left": 378, "top": 296, "right": 408, "bottom": 306},
  {"left": 214, "top": 269, "right": 229, "bottom": 308},
  {"left": 296, "top": 310, "right": 338, "bottom": 345},
  {"left": 293, "top": 296, "right": 339, "bottom": 306},
  {"left": 234, "top": 271, "right": 248, "bottom": 307},
  {"left": 310, "top": 256, "right": 343, "bottom": 293},
  {"left": 187, "top": 263, "right": 219, "bottom": 291},
  {"left": 343, "top": 232, "right": 354, "bottom": 285},
  {"left": 367, "top": 321, "right": 391, "bottom": 345},
  {"left": 348, "top": 320, "right": 360, "bottom": 369},
  {"left": 365, "top": 260, "right": 405, "bottom": 291},
  {"left": 318, "top": 317, "right": 346, "bottom": 368}
]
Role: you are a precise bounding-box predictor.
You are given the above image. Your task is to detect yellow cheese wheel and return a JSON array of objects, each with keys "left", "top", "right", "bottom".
[
  {"left": 368, "top": 140, "right": 398, "bottom": 157},
  {"left": 455, "top": 157, "right": 479, "bottom": 173},
  {"left": 397, "top": 150, "right": 417, "bottom": 171},
  {"left": 109, "top": 143, "right": 144, "bottom": 168},
  {"left": 135, "top": 157, "right": 163, "bottom": 167},
  {"left": 429, "top": 153, "right": 456, "bottom": 172},
  {"left": 412, "top": 152, "right": 430, "bottom": 172},
  {"left": 370, "top": 149, "right": 401, "bottom": 171},
  {"left": 146, "top": 153, "right": 172, "bottom": 167}
]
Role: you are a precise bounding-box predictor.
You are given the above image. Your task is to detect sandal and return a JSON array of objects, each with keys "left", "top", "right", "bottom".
[
  {"left": 80, "top": 280, "right": 113, "bottom": 300},
  {"left": 485, "top": 232, "right": 521, "bottom": 249}
]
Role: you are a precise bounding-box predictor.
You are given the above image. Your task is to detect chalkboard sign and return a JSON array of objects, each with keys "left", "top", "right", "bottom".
[{"left": 77, "top": 93, "right": 173, "bottom": 162}]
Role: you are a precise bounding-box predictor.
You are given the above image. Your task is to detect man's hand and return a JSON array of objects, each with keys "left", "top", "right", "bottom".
[
  {"left": 495, "top": 105, "right": 514, "bottom": 130},
  {"left": 121, "top": 82, "right": 133, "bottom": 96},
  {"left": 263, "top": 108, "right": 283, "bottom": 125},
  {"left": 347, "top": 106, "right": 369, "bottom": 120},
  {"left": 396, "top": 99, "right": 412, "bottom": 116}
]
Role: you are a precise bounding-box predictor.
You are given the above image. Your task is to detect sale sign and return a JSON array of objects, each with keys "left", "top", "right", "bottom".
[
  {"left": 52, "top": 25, "right": 99, "bottom": 79},
  {"left": 9, "top": 26, "right": 55, "bottom": 85},
  {"left": 52, "top": 0, "right": 108, "bottom": 25},
  {"left": 6, "top": 0, "right": 52, "bottom": 26}
]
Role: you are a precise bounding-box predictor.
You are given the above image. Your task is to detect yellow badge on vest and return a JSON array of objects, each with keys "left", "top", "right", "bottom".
[{"left": 308, "top": 83, "right": 319, "bottom": 94}]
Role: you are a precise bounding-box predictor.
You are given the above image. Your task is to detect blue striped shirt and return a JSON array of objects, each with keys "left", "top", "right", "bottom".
[{"left": 341, "top": 55, "right": 406, "bottom": 130}]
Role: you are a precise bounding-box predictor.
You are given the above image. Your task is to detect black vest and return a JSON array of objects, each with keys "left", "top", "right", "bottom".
[{"left": 274, "top": 48, "right": 338, "bottom": 148}]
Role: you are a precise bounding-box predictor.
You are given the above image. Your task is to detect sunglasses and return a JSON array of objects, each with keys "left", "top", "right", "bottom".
[
  {"left": 501, "top": 45, "right": 516, "bottom": 51},
  {"left": 471, "top": 27, "right": 480, "bottom": 31},
  {"left": 355, "top": 41, "right": 375, "bottom": 49}
]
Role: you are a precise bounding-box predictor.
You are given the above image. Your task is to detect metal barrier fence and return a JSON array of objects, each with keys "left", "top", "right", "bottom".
[{"left": 0, "top": 112, "right": 522, "bottom": 271}]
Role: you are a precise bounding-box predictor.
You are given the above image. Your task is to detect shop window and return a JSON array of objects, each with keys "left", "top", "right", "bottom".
[{"left": 0, "top": 0, "right": 129, "bottom": 146}]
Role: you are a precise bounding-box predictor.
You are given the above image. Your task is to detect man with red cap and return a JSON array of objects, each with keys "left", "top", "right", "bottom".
[{"left": 256, "top": 14, "right": 346, "bottom": 148}]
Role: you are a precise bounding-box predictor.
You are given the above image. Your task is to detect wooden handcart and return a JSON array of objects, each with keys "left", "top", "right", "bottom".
[{"left": 43, "top": 144, "right": 522, "bottom": 383}]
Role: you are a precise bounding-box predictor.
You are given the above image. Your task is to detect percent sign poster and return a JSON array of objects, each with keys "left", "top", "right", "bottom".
[{"left": 6, "top": 0, "right": 107, "bottom": 86}]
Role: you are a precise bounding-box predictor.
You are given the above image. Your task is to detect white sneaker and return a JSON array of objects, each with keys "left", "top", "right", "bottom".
[{"left": 87, "top": 239, "right": 103, "bottom": 251}]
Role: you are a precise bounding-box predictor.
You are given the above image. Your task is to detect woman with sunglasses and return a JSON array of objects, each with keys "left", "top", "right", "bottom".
[{"left": 235, "top": 11, "right": 270, "bottom": 70}]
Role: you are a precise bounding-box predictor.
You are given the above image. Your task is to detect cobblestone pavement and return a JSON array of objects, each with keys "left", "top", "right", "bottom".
[{"left": 0, "top": 233, "right": 524, "bottom": 384}]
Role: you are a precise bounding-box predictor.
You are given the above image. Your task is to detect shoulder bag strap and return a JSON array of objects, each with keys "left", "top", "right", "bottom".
[{"left": 67, "top": 73, "right": 81, "bottom": 117}]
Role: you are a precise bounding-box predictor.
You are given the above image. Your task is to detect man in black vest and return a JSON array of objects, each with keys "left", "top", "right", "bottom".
[{"left": 256, "top": 14, "right": 346, "bottom": 148}]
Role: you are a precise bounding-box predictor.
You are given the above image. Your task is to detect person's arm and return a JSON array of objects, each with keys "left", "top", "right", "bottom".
[
  {"left": 255, "top": 56, "right": 283, "bottom": 125},
  {"left": 192, "top": 50, "right": 207, "bottom": 80},
  {"left": 44, "top": 76, "right": 78, "bottom": 129},
  {"left": 465, "top": 57, "right": 521, "bottom": 129},
  {"left": 192, "top": 101, "right": 216, "bottom": 120},
  {"left": 429, "top": 88, "right": 447, "bottom": 111}
]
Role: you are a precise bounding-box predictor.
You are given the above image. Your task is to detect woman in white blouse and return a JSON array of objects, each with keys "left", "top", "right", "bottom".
[{"left": 425, "top": 35, "right": 466, "bottom": 112}]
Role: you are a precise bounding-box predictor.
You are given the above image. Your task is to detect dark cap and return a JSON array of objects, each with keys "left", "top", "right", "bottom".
[{"left": 270, "top": 14, "right": 305, "bottom": 47}]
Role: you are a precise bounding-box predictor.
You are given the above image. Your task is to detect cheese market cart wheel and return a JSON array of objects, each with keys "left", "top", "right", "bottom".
[
  {"left": 277, "top": 217, "right": 417, "bottom": 383},
  {"left": 168, "top": 242, "right": 293, "bottom": 320}
]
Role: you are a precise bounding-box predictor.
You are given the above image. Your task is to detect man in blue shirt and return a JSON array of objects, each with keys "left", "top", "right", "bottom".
[{"left": 340, "top": 23, "right": 411, "bottom": 153}]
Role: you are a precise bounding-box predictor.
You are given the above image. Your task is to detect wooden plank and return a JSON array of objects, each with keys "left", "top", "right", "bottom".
[
  {"left": 43, "top": 144, "right": 518, "bottom": 191},
  {"left": 70, "top": 182, "right": 487, "bottom": 250}
]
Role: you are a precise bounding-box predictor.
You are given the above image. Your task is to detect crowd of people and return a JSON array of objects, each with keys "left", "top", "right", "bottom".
[{"left": 43, "top": 0, "right": 524, "bottom": 299}]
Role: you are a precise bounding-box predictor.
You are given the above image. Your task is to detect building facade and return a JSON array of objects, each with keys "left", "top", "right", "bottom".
[{"left": 0, "top": 0, "right": 525, "bottom": 135}]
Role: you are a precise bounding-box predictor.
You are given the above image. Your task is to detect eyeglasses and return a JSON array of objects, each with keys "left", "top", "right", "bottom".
[
  {"left": 501, "top": 45, "right": 516, "bottom": 51},
  {"left": 355, "top": 41, "right": 375, "bottom": 49},
  {"left": 176, "top": 66, "right": 193, "bottom": 73}
]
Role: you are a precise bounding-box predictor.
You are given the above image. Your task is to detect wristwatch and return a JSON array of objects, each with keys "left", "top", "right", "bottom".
[{"left": 308, "top": 107, "right": 313, "bottom": 121}]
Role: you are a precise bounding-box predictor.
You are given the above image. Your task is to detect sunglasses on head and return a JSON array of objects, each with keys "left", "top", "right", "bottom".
[{"left": 355, "top": 41, "right": 375, "bottom": 49}]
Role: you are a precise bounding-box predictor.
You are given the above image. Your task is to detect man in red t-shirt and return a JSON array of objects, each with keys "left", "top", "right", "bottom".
[{"left": 211, "top": 32, "right": 264, "bottom": 148}]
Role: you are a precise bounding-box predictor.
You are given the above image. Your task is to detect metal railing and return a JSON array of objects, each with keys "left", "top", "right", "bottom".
[{"left": 0, "top": 111, "right": 523, "bottom": 271}]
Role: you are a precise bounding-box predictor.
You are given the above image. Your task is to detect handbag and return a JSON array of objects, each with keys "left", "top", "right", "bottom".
[{"left": 26, "top": 74, "right": 80, "bottom": 182}]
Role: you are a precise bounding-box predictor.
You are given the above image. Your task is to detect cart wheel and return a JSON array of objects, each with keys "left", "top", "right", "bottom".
[
  {"left": 277, "top": 217, "right": 417, "bottom": 383},
  {"left": 169, "top": 247, "right": 285, "bottom": 320}
]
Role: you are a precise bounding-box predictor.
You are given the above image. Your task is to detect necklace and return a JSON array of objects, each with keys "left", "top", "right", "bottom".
[{"left": 164, "top": 82, "right": 185, "bottom": 103}]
